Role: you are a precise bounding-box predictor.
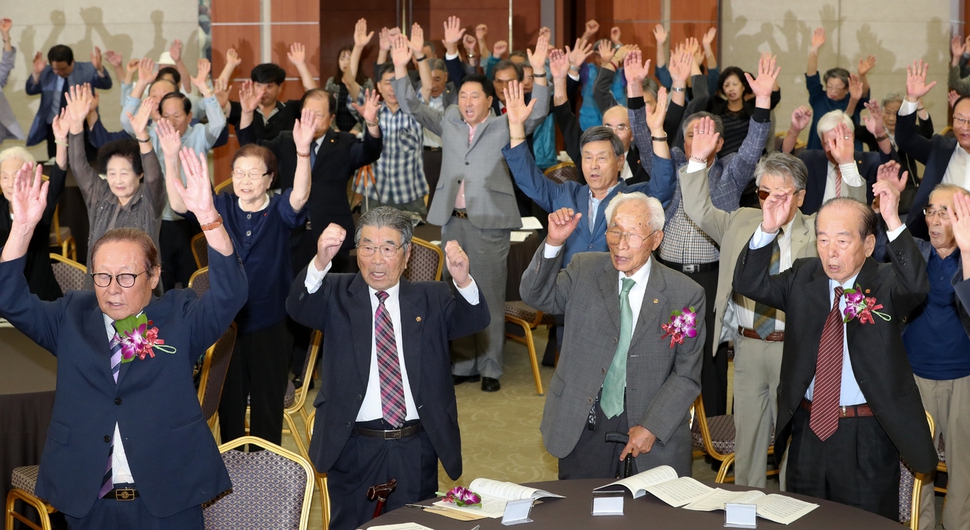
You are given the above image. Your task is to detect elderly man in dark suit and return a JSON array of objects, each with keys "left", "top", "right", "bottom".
[
  {"left": 521, "top": 193, "right": 705, "bottom": 479},
  {"left": 0, "top": 152, "right": 247, "bottom": 528},
  {"left": 733, "top": 188, "right": 937, "bottom": 518},
  {"left": 286, "top": 207, "right": 490, "bottom": 530}
]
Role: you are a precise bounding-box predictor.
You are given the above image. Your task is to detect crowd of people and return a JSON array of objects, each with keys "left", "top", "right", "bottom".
[{"left": 1, "top": 12, "right": 970, "bottom": 530}]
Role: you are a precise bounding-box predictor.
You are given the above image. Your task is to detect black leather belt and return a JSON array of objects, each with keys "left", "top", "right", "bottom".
[
  {"left": 105, "top": 487, "right": 139, "bottom": 501},
  {"left": 655, "top": 256, "right": 718, "bottom": 274},
  {"left": 800, "top": 399, "right": 873, "bottom": 418},
  {"left": 452, "top": 209, "right": 469, "bottom": 218},
  {"left": 354, "top": 422, "right": 423, "bottom": 440},
  {"left": 424, "top": 146, "right": 442, "bottom": 151}
]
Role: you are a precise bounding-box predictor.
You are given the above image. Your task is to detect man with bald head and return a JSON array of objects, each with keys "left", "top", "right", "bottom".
[{"left": 734, "top": 187, "right": 937, "bottom": 518}]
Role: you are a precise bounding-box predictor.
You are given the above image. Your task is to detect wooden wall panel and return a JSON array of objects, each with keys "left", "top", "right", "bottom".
[
  {"left": 272, "top": 0, "right": 320, "bottom": 22},
  {"left": 210, "top": 25, "right": 261, "bottom": 81},
  {"left": 210, "top": 1, "right": 260, "bottom": 23}
]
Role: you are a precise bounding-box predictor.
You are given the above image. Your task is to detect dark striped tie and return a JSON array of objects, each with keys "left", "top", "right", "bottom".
[
  {"left": 375, "top": 291, "right": 406, "bottom": 428},
  {"left": 810, "top": 286, "right": 844, "bottom": 441},
  {"left": 98, "top": 333, "right": 123, "bottom": 498},
  {"left": 753, "top": 233, "right": 781, "bottom": 339}
]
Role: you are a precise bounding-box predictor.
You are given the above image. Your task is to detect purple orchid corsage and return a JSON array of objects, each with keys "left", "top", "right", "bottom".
[
  {"left": 115, "top": 314, "right": 178, "bottom": 363},
  {"left": 660, "top": 307, "right": 698, "bottom": 348},
  {"left": 436, "top": 486, "right": 482, "bottom": 508},
  {"left": 842, "top": 286, "right": 890, "bottom": 325}
]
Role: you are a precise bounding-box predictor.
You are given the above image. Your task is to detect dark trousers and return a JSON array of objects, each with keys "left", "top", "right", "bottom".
[
  {"left": 681, "top": 266, "right": 725, "bottom": 416},
  {"left": 421, "top": 148, "right": 442, "bottom": 207},
  {"left": 327, "top": 420, "right": 438, "bottom": 530},
  {"left": 64, "top": 497, "right": 202, "bottom": 529},
  {"left": 786, "top": 405, "right": 900, "bottom": 520},
  {"left": 160, "top": 219, "right": 202, "bottom": 290},
  {"left": 218, "top": 320, "right": 292, "bottom": 444},
  {"left": 558, "top": 397, "right": 634, "bottom": 480}
]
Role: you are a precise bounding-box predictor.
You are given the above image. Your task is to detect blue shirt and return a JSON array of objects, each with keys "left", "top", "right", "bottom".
[{"left": 902, "top": 251, "right": 970, "bottom": 380}]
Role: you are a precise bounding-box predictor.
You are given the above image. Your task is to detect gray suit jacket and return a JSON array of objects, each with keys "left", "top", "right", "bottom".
[
  {"left": 393, "top": 76, "right": 550, "bottom": 229},
  {"left": 520, "top": 247, "right": 705, "bottom": 476},
  {"left": 680, "top": 166, "right": 817, "bottom": 345}
]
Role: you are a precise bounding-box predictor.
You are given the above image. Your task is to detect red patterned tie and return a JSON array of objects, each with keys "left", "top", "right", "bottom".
[
  {"left": 810, "top": 286, "right": 844, "bottom": 441},
  {"left": 375, "top": 291, "right": 406, "bottom": 428}
]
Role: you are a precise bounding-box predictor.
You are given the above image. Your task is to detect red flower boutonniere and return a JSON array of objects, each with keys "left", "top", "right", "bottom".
[
  {"left": 842, "top": 286, "right": 891, "bottom": 325},
  {"left": 114, "top": 314, "right": 177, "bottom": 363},
  {"left": 660, "top": 307, "right": 698, "bottom": 348}
]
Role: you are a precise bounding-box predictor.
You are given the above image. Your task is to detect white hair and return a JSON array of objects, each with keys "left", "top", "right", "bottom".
[
  {"left": 604, "top": 192, "right": 665, "bottom": 233},
  {"left": 0, "top": 146, "right": 36, "bottom": 167},
  {"left": 816, "top": 109, "right": 855, "bottom": 138}
]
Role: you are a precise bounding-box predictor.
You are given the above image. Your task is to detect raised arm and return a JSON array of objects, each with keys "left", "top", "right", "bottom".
[
  {"left": 807, "top": 27, "right": 824, "bottom": 77},
  {"left": 217, "top": 48, "right": 241, "bottom": 87},
  {"left": 177, "top": 148, "right": 233, "bottom": 256},
  {"left": 289, "top": 108, "right": 318, "bottom": 211},
  {"left": 158, "top": 120, "right": 187, "bottom": 214},
  {"left": 65, "top": 84, "right": 102, "bottom": 201},
  {"left": 680, "top": 127, "right": 731, "bottom": 243},
  {"left": 103, "top": 50, "right": 126, "bottom": 86},
  {"left": 347, "top": 18, "right": 373, "bottom": 100},
  {"left": 235, "top": 80, "right": 261, "bottom": 133},
  {"left": 702, "top": 27, "right": 717, "bottom": 70},
  {"left": 288, "top": 42, "right": 319, "bottom": 90},
  {"left": 391, "top": 35, "right": 444, "bottom": 134},
  {"left": 782, "top": 106, "right": 813, "bottom": 154},
  {"left": 408, "top": 23, "right": 432, "bottom": 103}
]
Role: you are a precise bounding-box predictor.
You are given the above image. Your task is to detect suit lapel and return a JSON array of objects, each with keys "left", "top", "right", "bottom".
[
  {"left": 598, "top": 260, "right": 622, "bottom": 334},
  {"left": 349, "top": 274, "right": 375, "bottom": 386},
  {"left": 86, "top": 306, "right": 118, "bottom": 387},
  {"left": 313, "top": 131, "right": 339, "bottom": 173},
  {"left": 629, "top": 260, "right": 668, "bottom": 351},
  {"left": 467, "top": 116, "right": 495, "bottom": 152},
  {"left": 790, "top": 210, "right": 815, "bottom": 259},
  {"left": 398, "top": 280, "right": 423, "bottom": 393},
  {"left": 844, "top": 258, "right": 881, "bottom": 341}
]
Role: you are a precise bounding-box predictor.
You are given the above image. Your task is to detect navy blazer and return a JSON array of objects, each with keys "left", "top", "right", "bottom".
[
  {"left": 24, "top": 62, "right": 112, "bottom": 146},
  {"left": 796, "top": 148, "right": 896, "bottom": 215},
  {"left": 0, "top": 248, "right": 248, "bottom": 518},
  {"left": 897, "top": 110, "right": 957, "bottom": 239},
  {"left": 286, "top": 269, "right": 490, "bottom": 480}
]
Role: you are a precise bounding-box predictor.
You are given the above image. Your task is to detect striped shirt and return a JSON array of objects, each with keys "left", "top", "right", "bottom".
[{"left": 355, "top": 103, "right": 429, "bottom": 205}]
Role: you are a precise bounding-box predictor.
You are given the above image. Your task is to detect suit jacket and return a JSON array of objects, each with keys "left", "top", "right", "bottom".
[
  {"left": 0, "top": 247, "right": 247, "bottom": 518},
  {"left": 520, "top": 249, "right": 705, "bottom": 476},
  {"left": 796, "top": 148, "right": 896, "bottom": 215},
  {"left": 732, "top": 229, "right": 938, "bottom": 474},
  {"left": 286, "top": 270, "right": 490, "bottom": 479},
  {"left": 679, "top": 166, "right": 817, "bottom": 345},
  {"left": 857, "top": 117, "right": 931, "bottom": 214},
  {"left": 0, "top": 47, "right": 25, "bottom": 143},
  {"left": 897, "top": 110, "right": 956, "bottom": 239},
  {"left": 393, "top": 75, "right": 550, "bottom": 229},
  {"left": 25, "top": 61, "right": 112, "bottom": 146}
]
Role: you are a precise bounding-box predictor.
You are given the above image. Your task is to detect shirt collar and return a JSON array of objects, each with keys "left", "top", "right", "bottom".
[
  {"left": 589, "top": 182, "right": 620, "bottom": 202},
  {"left": 237, "top": 193, "right": 271, "bottom": 212},
  {"left": 367, "top": 280, "right": 402, "bottom": 301},
  {"left": 618, "top": 254, "right": 653, "bottom": 285}
]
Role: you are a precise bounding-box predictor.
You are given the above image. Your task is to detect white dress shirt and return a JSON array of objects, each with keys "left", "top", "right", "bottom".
[
  {"left": 899, "top": 99, "right": 970, "bottom": 187},
  {"left": 620, "top": 151, "right": 634, "bottom": 182},
  {"left": 822, "top": 161, "right": 864, "bottom": 202},
  {"left": 102, "top": 314, "right": 135, "bottom": 485},
  {"left": 733, "top": 216, "right": 796, "bottom": 333}
]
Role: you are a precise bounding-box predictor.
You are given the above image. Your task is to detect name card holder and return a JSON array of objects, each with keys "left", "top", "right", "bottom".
[
  {"left": 501, "top": 498, "right": 535, "bottom": 525},
  {"left": 591, "top": 491, "right": 624, "bottom": 516},
  {"left": 724, "top": 503, "right": 758, "bottom": 529}
]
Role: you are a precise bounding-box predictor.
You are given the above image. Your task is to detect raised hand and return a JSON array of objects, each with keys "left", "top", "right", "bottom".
[
  {"left": 847, "top": 73, "right": 863, "bottom": 101},
  {"left": 287, "top": 42, "right": 306, "bottom": 65},
  {"left": 906, "top": 59, "right": 936, "bottom": 101},
  {"left": 390, "top": 34, "right": 412, "bottom": 67},
  {"left": 610, "top": 26, "right": 622, "bottom": 46},
  {"left": 596, "top": 39, "right": 613, "bottom": 64},
  {"left": 653, "top": 24, "right": 667, "bottom": 46},
  {"left": 528, "top": 33, "right": 550, "bottom": 72},
  {"left": 503, "top": 79, "right": 537, "bottom": 126},
  {"left": 32, "top": 52, "right": 46, "bottom": 75},
  {"left": 10, "top": 163, "right": 49, "bottom": 230},
  {"left": 91, "top": 46, "right": 103, "bottom": 71},
  {"left": 857, "top": 55, "right": 876, "bottom": 76},
  {"left": 352, "top": 88, "right": 381, "bottom": 124},
  {"left": 462, "top": 34, "right": 477, "bottom": 54},
  {"left": 691, "top": 117, "right": 720, "bottom": 161},
  {"left": 443, "top": 16, "right": 465, "bottom": 45},
  {"left": 826, "top": 122, "right": 855, "bottom": 164},
  {"left": 104, "top": 50, "right": 123, "bottom": 68},
  {"left": 762, "top": 187, "right": 794, "bottom": 233},
  {"left": 875, "top": 160, "right": 907, "bottom": 193},
  {"left": 548, "top": 49, "right": 569, "bottom": 80},
  {"left": 702, "top": 27, "right": 717, "bottom": 48},
  {"left": 213, "top": 78, "right": 231, "bottom": 108},
  {"left": 863, "top": 100, "right": 886, "bottom": 137},
  {"left": 409, "top": 23, "right": 425, "bottom": 55},
  {"left": 646, "top": 87, "right": 669, "bottom": 134},
  {"left": 951, "top": 192, "right": 970, "bottom": 255},
  {"left": 952, "top": 35, "right": 966, "bottom": 63},
  {"left": 538, "top": 26, "right": 552, "bottom": 47},
  {"left": 169, "top": 39, "right": 183, "bottom": 63},
  {"left": 175, "top": 147, "right": 216, "bottom": 217},
  {"left": 444, "top": 240, "right": 471, "bottom": 288},
  {"left": 65, "top": 83, "right": 94, "bottom": 127},
  {"left": 190, "top": 59, "right": 211, "bottom": 93},
  {"left": 225, "top": 48, "right": 242, "bottom": 71},
  {"left": 872, "top": 178, "right": 901, "bottom": 226},
  {"left": 126, "top": 58, "right": 139, "bottom": 75},
  {"left": 314, "top": 223, "right": 347, "bottom": 270},
  {"left": 584, "top": 19, "right": 600, "bottom": 40},
  {"left": 950, "top": 89, "right": 961, "bottom": 109},
  {"left": 476, "top": 24, "right": 488, "bottom": 41},
  {"left": 623, "top": 49, "right": 650, "bottom": 85},
  {"left": 493, "top": 40, "right": 508, "bottom": 58},
  {"left": 685, "top": 37, "right": 700, "bottom": 63},
  {"left": 292, "top": 107, "right": 320, "bottom": 152},
  {"left": 137, "top": 57, "right": 157, "bottom": 84},
  {"left": 668, "top": 46, "right": 693, "bottom": 83},
  {"left": 547, "top": 207, "right": 582, "bottom": 246},
  {"left": 52, "top": 108, "right": 70, "bottom": 141},
  {"left": 566, "top": 37, "right": 593, "bottom": 68},
  {"left": 745, "top": 52, "right": 780, "bottom": 102},
  {"left": 379, "top": 28, "right": 391, "bottom": 52},
  {"left": 354, "top": 18, "right": 374, "bottom": 48},
  {"left": 238, "top": 80, "right": 260, "bottom": 113},
  {"left": 126, "top": 96, "right": 157, "bottom": 139},
  {"left": 790, "top": 105, "right": 813, "bottom": 132},
  {"left": 156, "top": 119, "right": 182, "bottom": 160},
  {"left": 810, "top": 27, "right": 825, "bottom": 53},
  {"left": 0, "top": 18, "right": 11, "bottom": 34}
]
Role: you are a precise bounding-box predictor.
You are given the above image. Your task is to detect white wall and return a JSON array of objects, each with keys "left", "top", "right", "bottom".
[
  {"left": 720, "top": 0, "right": 957, "bottom": 143},
  {"left": 2, "top": 1, "right": 199, "bottom": 159}
]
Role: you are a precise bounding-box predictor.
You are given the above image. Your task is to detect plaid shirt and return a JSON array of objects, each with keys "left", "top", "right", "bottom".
[
  {"left": 631, "top": 107, "right": 770, "bottom": 265},
  {"left": 355, "top": 103, "right": 429, "bottom": 204}
]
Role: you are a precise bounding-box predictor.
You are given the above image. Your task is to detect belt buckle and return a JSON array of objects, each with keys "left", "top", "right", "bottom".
[
  {"left": 115, "top": 487, "right": 136, "bottom": 501},
  {"left": 384, "top": 429, "right": 403, "bottom": 440},
  {"left": 682, "top": 264, "right": 696, "bottom": 273},
  {"left": 840, "top": 406, "right": 847, "bottom": 418}
]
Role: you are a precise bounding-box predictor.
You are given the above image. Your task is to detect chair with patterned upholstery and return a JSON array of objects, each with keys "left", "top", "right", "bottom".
[
  {"left": 50, "top": 253, "right": 87, "bottom": 293},
  {"left": 307, "top": 414, "right": 331, "bottom": 530},
  {"left": 5, "top": 465, "right": 55, "bottom": 530},
  {"left": 49, "top": 205, "right": 76, "bottom": 261},
  {"left": 543, "top": 162, "right": 581, "bottom": 185},
  {"left": 197, "top": 323, "right": 239, "bottom": 436},
  {"left": 402, "top": 237, "right": 443, "bottom": 282},
  {"left": 899, "top": 412, "right": 935, "bottom": 529},
  {"left": 690, "top": 394, "right": 778, "bottom": 484},
  {"left": 203, "top": 436, "right": 314, "bottom": 530},
  {"left": 191, "top": 233, "right": 209, "bottom": 269},
  {"left": 188, "top": 267, "right": 210, "bottom": 298},
  {"left": 283, "top": 330, "right": 322, "bottom": 462},
  {"left": 214, "top": 178, "right": 233, "bottom": 195},
  {"left": 503, "top": 301, "right": 549, "bottom": 395}
]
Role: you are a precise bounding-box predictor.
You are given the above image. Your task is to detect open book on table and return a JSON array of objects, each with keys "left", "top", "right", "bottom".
[
  {"left": 682, "top": 488, "right": 819, "bottom": 525},
  {"left": 594, "top": 465, "right": 715, "bottom": 507},
  {"left": 432, "top": 478, "right": 565, "bottom": 519}
]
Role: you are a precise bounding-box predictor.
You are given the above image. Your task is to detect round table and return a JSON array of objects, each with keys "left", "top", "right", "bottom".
[{"left": 359, "top": 478, "right": 903, "bottom": 529}]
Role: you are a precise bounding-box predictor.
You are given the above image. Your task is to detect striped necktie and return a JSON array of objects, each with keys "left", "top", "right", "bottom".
[
  {"left": 375, "top": 291, "right": 406, "bottom": 428},
  {"left": 753, "top": 232, "right": 782, "bottom": 339},
  {"left": 98, "top": 333, "right": 124, "bottom": 498},
  {"left": 810, "top": 286, "right": 844, "bottom": 441}
]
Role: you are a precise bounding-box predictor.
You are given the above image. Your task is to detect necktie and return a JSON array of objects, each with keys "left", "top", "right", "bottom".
[
  {"left": 501, "top": 107, "right": 507, "bottom": 115},
  {"left": 834, "top": 166, "right": 843, "bottom": 198},
  {"left": 753, "top": 231, "right": 782, "bottom": 339},
  {"left": 98, "top": 333, "right": 124, "bottom": 498},
  {"left": 601, "top": 278, "right": 636, "bottom": 419},
  {"left": 310, "top": 140, "right": 319, "bottom": 169},
  {"left": 810, "top": 286, "right": 844, "bottom": 441},
  {"left": 375, "top": 291, "right": 407, "bottom": 428}
]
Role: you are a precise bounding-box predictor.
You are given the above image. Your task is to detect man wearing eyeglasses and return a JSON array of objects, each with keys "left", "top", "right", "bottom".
[
  {"left": 286, "top": 207, "right": 490, "bottom": 530},
  {"left": 520, "top": 194, "right": 705, "bottom": 479},
  {"left": 681, "top": 148, "right": 818, "bottom": 488}
]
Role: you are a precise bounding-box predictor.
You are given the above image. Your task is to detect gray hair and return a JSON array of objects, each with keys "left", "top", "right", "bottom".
[
  {"left": 0, "top": 146, "right": 36, "bottom": 167},
  {"left": 682, "top": 111, "right": 724, "bottom": 137},
  {"left": 822, "top": 67, "right": 850, "bottom": 89},
  {"left": 641, "top": 77, "right": 659, "bottom": 99},
  {"left": 604, "top": 192, "right": 665, "bottom": 233},
  {"left": 354, "top": 206, "right": 414, "bottom": 250},
  {"left": 428, "top": 58, "right": 447, "bottom": 74},
  {"left": 816, "top": 109, "right": 855, "bottom": 138},
  {"left": 754, "top": 152, "right": 809, "bottom": 192},
  {"left": 580, "top": 126, "right": 625, "bottom": 157},
  {"left": 930, "top": 182, "right": 970, "bottom": 199},
  {"left": 881, "top": 92, "right": 904, "bottom": 108},
  {"left": 816, "top": 197, "right": 877, "bottom": 240}
]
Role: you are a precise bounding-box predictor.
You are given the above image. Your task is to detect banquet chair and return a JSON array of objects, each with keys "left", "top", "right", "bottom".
[
  {"left": 191, "top": 233, "right": 209, "bottom": 269},
  {"left": 49, "top": 253, "right": 87, "bottom": 293},
  {"left": 214, "top": 178, "right": 233, "bottom": 195},
  {"left": 49, "top": 205, "right": 76, "bottom": 261},
  {"left": 203, "top": 436, "right": 314, "bottom": 530},
  {"left": 543, "top": 162, "right": 580, "bottom": 184},
  {"left": 899, "top": 412, "right": 935, "bottom": 529},
  {"left": 5, "top": 466, "right": 55, "bottom": 530},
  {"left": 690, "top": 394, "right": 777, "bottom": 484},
  {"left": 197, "top": 323, "right": 239, "bottom": 436},
  {"left": 307, "top": 415, "right": 331, "bottom": 530},
  {"left": 282, "top": 330, "right": 322, "bottom": 462},
  {"left": 188, "top": 267, "right": 210, "bottom": 298},
  {"left": 402, "top": 237, "right": 443, "bottom": 282},
  {"left": 936, "top": 436, "right": 947, "bottom": 494},
  {"left": 503, "top": 301, "right": 549, "bottom": 395}
]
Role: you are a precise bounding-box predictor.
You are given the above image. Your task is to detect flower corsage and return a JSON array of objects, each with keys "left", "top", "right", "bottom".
[
  {"left": 842, "top": 286, "right": 890, "bottom": 325},
  {"left": 114, "top": 314, "right": 177, "bottom": 362},
  {"left": 436, "top": 486, "right": 482, "bottom": 508},
  {"left": 660, "top": 307, "right": 698, "bottom": 348}
]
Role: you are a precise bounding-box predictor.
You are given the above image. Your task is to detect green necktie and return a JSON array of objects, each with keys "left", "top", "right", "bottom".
[
  {"left": 753, "top": 230, "right": 781, "bottom": 339},
  {"left": 601, "top": 277, "right": 636, "bottom": 419}
]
